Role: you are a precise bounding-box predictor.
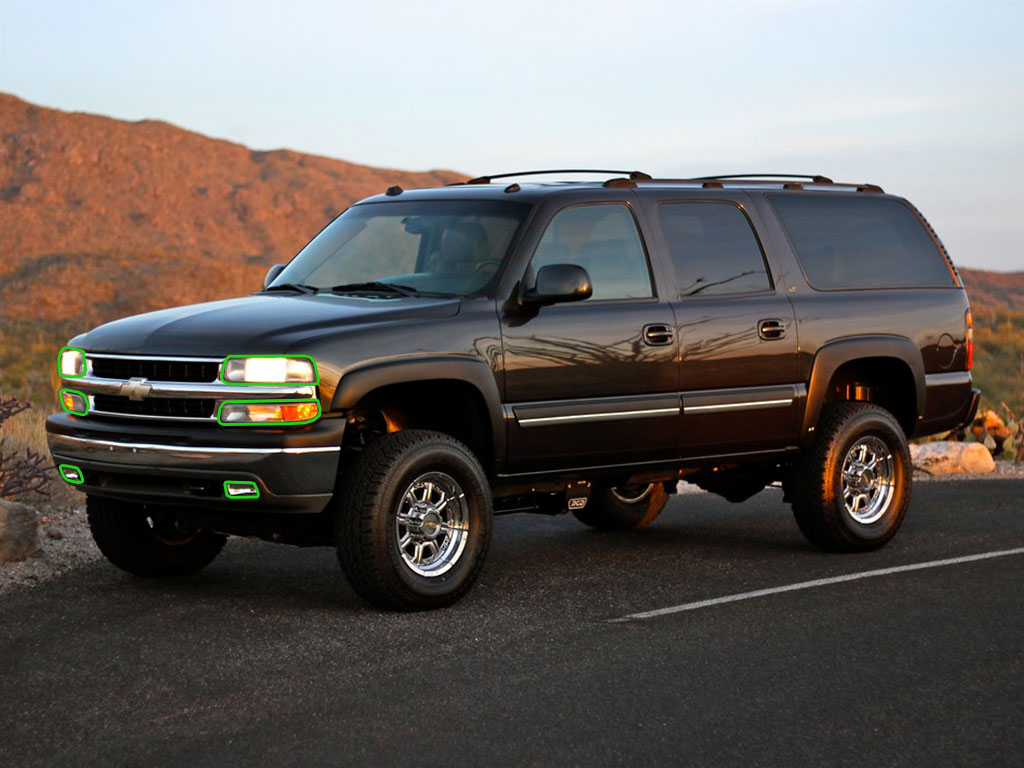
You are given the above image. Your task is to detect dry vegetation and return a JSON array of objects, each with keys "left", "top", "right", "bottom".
[{"left": 0, "top": 91, "right": 1021, "bottom": 467}]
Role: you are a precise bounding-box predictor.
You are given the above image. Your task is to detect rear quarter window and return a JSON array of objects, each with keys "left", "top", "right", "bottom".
[{"left": 767, "top": 195, "right": 955, "bottom": 289}]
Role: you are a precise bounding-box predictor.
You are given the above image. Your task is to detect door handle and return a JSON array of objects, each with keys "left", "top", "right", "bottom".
[
  {"left": 758, "top": 319, "right": 787, "bottom": 340},
  {"left": 643, "top": 324, "right": 675, "bottom": 346}
]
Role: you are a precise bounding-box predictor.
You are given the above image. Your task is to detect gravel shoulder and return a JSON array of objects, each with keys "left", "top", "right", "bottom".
[{"left": 0, "top": 502, "right": 99, "bottom": 595}]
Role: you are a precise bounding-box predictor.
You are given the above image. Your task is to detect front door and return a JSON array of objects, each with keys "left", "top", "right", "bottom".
[{"left": 500, "top": 201, "right": 679, "bottom": 474}]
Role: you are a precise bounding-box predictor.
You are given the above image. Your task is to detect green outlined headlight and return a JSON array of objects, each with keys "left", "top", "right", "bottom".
[
  {"left": 220, "top": 355, "right": 318, "bottom": 385},
  {"left": 58, "top": 346, "right": 86, "bottom": 378}
]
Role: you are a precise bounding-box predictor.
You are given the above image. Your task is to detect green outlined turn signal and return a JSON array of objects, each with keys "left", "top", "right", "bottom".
[
  {"left": 59, "top": 389, "right": 89, "bottom": 416},
  {"left": 216, "top": 398, "right": 321, "bottom": 426}
]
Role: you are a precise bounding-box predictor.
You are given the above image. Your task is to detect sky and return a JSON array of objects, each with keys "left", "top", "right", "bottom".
[{"left": 1, "top": 0, "right": 1022, "bottom": 270}]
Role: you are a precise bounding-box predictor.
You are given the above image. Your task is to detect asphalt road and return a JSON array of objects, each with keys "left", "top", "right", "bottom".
[{"left": 2, "top": 480, "right": 1022, "bottom": 768}]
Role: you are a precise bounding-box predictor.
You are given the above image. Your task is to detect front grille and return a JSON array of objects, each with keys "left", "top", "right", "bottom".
[
  {"left": 91, "top": 357, "right": 220, "bottom": 383},
  {"left": 93, "top": 395, "right": 216, "bottom": 419}
]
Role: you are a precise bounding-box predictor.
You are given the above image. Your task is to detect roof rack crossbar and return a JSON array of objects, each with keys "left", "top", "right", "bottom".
[{"left": 455, "top": 169, "right": 652, "bottom": 185}]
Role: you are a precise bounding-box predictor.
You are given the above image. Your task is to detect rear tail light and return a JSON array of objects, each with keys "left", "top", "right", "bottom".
[{"left": 965, "top": 309, "right": 974, "bottom": 371}]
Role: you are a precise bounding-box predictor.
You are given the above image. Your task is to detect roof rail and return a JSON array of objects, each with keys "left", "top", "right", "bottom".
[
  {"left": 453, "top": 169, "right": 652, "bottom": 186},
  {"left": 603, "top": 175, "right": 884, "bottom": 193},
  {"left": 694, "top": 173, "right": 834, "bottom": 183}
]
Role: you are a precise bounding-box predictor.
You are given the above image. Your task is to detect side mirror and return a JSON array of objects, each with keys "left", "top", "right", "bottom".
[
  {"left": 523, "top": 264, "right": 593, "bottom": 306},
  {"left": 263, "top": 264, "right": 286, "bottom": 290}
]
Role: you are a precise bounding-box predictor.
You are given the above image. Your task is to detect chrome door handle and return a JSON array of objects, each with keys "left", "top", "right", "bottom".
[
  {"left": 758, "top": 319, "right": 786, "bottom": 340},
  {"left": 643, "top": 324, "right": 674, "bottom": 346}
]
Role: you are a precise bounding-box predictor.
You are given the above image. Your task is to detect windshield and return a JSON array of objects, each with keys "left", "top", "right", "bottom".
[{"left": 270, "top": 200, "right": 530, "bottom": 297}]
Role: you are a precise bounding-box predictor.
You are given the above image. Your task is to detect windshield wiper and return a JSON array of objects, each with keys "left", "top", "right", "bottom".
[
  {"left": 262, "top": 283, "right": 320, "bottom": 295},
  {"left": 328, "top": 281, "right": 421, "bottom": 298}
]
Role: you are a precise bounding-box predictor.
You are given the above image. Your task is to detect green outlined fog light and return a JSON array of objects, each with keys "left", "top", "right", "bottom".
[
  {"left": 224, "top": 481, "right": 260, "bottom": 500},
  {"left": 59, "top": 388, "right": 89, "bottom": 416},
  {"left": 58, "top": 464, "right": 84, "bottom": 485}
]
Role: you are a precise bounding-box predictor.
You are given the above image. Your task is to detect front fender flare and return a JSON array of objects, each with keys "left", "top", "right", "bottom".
[{"left": 330, "top": 356, "right": 505, "bottom": 464}]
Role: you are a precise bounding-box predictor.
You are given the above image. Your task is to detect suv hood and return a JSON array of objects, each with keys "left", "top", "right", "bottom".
[{"left": 76, "top": 294, "right": 462, "bottom": 356}]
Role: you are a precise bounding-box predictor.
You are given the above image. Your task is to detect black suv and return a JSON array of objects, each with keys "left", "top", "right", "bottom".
[{"left": 47, "top": 170, "right": 979, "bottom": 610}]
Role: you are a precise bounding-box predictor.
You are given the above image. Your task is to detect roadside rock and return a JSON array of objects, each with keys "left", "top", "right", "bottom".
[
  {"left": 0, "top": 500, "right": 40, "bottom": 561},
  {"left": 910, "top": 441, "right": 996, "bottom": 475}
]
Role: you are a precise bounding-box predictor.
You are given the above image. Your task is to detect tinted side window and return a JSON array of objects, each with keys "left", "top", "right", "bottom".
[
  {"left": 768, "top": 195, "right": 955, "bottom": 289},
  {"left": 532, "top": 204, "right": 653, "bottom": 300},
  {"left": 656, "top": 202, "right": 772, "bottom": 297}
]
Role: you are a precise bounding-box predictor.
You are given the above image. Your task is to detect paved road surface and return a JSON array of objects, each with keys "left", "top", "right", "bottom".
[{"left": 2, "top": 480, "right": 1022, "bottom": 767}]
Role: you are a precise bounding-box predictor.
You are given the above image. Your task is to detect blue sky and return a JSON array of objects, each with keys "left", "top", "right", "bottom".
[{"left": 1, "top": 0, "right": 1021, "bottom": 270}]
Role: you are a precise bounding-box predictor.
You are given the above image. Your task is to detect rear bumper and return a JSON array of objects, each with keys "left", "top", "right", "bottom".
[
  {"left": 949, "top": 387, "right": 982, "bottom": 435},
  {"left": 915, "top": 372, "right": 979, "bottom": 438},
  {"left": 46, "top": 413, "right": 344, "bottom": 513}
]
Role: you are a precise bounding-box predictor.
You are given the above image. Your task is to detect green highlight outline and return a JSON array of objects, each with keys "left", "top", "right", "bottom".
[
  {"left": 223, "top": 480, "right": 261, "bottom": 500},
  {"left": 57, "top": 346, "right": 87, "bottom": 378},
  {"left": 216, "top": 398, "right": 321, "bottom": 426},
  {"left": 219, "top": 355, "right": 320, "bottom": 386},
  {"left": 59, "top": 388, "right": 89, "bottom": 417},
  {"left": 58, "top": 464, "right": 85, "bottom": 485}
]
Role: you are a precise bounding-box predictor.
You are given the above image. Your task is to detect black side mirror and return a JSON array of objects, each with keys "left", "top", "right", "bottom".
[
  {"left": 263, "top": 264, "right": 286, "bottom": 290},
  {"left": 520, "top": 264, "right": 593, "bottom": 307},
  {"left": 523, "top": 264, "right": 593, "bottom": 306}
]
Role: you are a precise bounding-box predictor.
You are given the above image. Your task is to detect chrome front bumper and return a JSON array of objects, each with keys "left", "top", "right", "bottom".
[{"left": 47, "top": 432, "right": 339, "bottom": 468}]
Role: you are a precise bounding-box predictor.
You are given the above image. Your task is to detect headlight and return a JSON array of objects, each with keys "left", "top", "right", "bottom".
[
  {"left": 58, "top": 346, "right": 86, "bottom": 378},
  {"left": 217, "top": 399, "right": 321, "bottom": 426},
  {"left": 221, "top": 355, "right": 318, "bottom": 385}
]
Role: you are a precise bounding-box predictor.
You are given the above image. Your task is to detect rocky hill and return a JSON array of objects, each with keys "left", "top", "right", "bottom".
[
  {"left": 0, "top": 91, "right": 1020, "bottom": 410},
  {"left": 0, "top": 93, "right": 460, "bottom": 400}
]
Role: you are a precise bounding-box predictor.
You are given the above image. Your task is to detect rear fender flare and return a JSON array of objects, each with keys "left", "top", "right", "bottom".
[{"left": 801, "top": 335, "right": 925, "bottom": 444}]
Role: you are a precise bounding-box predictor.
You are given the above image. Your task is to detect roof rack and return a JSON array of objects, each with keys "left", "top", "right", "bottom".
[
  {"left": 453, "top": 169, "right": 652, "bottom": 185},
  {"left": 603, "top": 174, "right": 883, "bottom": 193}
]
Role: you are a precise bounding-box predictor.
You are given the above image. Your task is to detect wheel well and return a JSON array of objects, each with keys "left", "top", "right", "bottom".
[
  {"left": 343, "top": 380, "right": 494, "bottom": 470},
  {"left": 823, "top": 357, "right": 917, "bottom": 435}
]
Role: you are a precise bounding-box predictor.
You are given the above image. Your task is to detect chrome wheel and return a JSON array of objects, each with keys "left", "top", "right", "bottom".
[
  {"left": 609, "top": 483, "right": 655, "bottom": 504},
  {"left": 841, "top": 436, "right": 895, "bottom": 525},
  {"left": 395, "top": 472, "right": 469, "bottom": 577}
]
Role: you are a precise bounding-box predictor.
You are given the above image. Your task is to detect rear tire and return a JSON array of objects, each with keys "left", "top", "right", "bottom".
[
  {"left": 335, "top": 430, "right": 492, "bottom": 611},
  {"left": 789, "top": 403, "right": 911, "bottom": 552},
  {"left": 86, "top": 495, "right": 227, "bottom": 577},
  {"left": 572, "top": 483, "right": 669, "bottom": 531}
]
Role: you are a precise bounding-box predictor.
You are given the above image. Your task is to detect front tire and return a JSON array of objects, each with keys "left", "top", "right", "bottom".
[
  {"left": 789, "top": 403, "right": 912, "bottom": 552},
  {"left": 572, "top": 483, "right": 669, "bottom": 531},
  {"left": 335, "top": 430, "right": 492, "bottom": 611},
  {"left": 86, "top": 495, "right": 227, "bottom": 577}
]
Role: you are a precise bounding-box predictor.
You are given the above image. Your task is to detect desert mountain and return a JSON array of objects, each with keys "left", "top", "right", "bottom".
[{"left": 0, "top": 92, "right": 1020, "bottom": 407}]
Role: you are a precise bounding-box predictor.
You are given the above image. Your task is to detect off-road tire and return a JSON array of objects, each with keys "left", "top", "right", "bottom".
[
  {"left": 789, "top": 402, "right": 912, "bottom": 552},
  {"left": 572, "top": 483, "right": 669, "bottom": 531},
  {"left": 86, "top": 495, "right": 227, "bottom": 576},
  {"left": 335, "top": 430, "right": 492, "bottom": 611}
]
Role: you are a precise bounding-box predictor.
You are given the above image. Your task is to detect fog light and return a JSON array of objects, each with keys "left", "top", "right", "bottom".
[
  {"left": 58, "top": 464, "right": 84, "bottom": 485},
  {"left": 217, "top": 399, "right": 320, "bottom": 426},
  {"left": 224, "top": 480, "right": 260, "bottom": 500},
  {"left": 59, "top": 389, "right": 89, "bottom": 416}
]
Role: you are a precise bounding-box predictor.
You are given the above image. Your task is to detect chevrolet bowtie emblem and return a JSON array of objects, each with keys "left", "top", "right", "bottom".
[{"left": 120, "top": 377, "right": 152, "bottom": 401}]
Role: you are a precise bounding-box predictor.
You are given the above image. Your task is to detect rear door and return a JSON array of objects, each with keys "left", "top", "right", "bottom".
[
  {"left": 500, "top": 198, "right": 680, "bottom": 473},
  {"left": 638, "top": 193, "right": 802, "bottom": 457}
]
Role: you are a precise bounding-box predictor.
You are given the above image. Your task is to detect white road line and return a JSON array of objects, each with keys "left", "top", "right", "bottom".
[{"left": 610, "top": 546, "right": 1024, "bottom": 623}]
